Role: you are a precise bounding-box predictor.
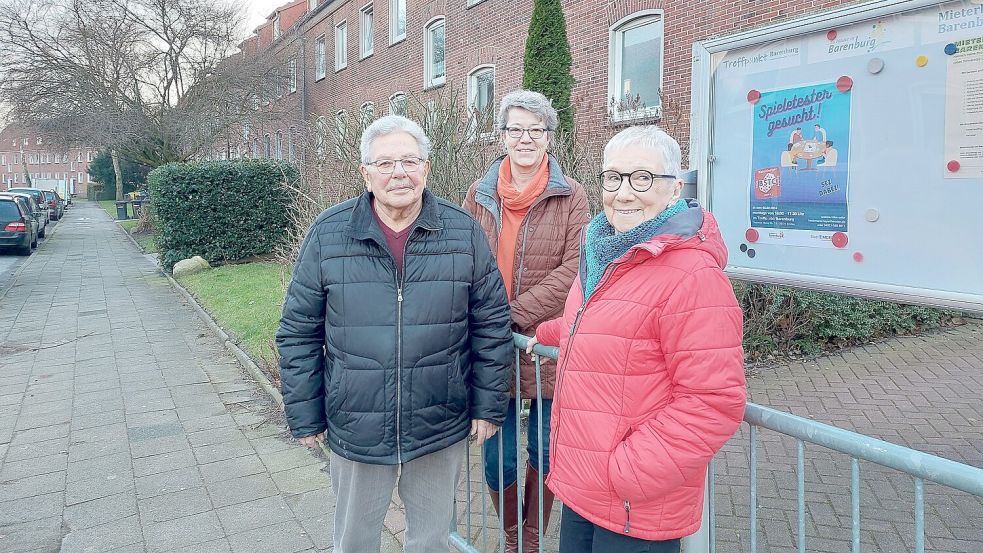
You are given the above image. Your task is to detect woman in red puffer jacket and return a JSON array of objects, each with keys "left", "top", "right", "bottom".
[{"left": 526, "top": 126, "right": 747, "bottom": 552}]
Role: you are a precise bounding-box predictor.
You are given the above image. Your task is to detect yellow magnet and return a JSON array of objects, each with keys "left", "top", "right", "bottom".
[{"left": 916, "top": 55, "right": 928, "bottom": 67}]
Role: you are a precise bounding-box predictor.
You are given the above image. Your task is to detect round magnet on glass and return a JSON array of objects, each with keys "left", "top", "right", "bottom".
[
  {"left": 747, "top": 249, "right": 756, "bottom": 258},
  {"left": 864, "top": 209, "right": 879, "bottom": 222},
  {"left": 947, "top": 160, "right": 960, "bottom": 172},
  {"left": 836, "top": 75, "right": 854, "bottom": 91},
  {"left": 916, "top": 55, "right": 929, "bottom": 67},
  {"left": 853, "top": 252, "right": 864, "bottom": 263},
  {"left": 747, "top": 89, "right": 761, "bottom": 104},
  {"left": 831, "top": 232, "right": 849, "bottom": 249},
  {"left": 867, "top": 58, "right": 884, "bottom": 74},
  {"left": 827, "top": 30, "right": 837, "bottom": 41},
  {"left": 745, "top": 228, "right": 760, "bottom": 242},
  {"left": 739, "top": 244, "right": 748, "bottom": 252},
  {"left": 944, "top": 43, "right": 958, "bottom": 55}
]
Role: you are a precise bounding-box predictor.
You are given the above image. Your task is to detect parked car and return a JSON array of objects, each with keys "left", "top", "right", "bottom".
[
  {"left": 2, "top": 191, "right": 47, "bottom": 238},
  {"left": 6, "top": 188, "right": 54, "bottom": 221},
  {"left": 0, "top": 195, "right": 37, "bottom": 255},
  {"left": 42, "top": 190, "right": 65, "bottom": 220}
]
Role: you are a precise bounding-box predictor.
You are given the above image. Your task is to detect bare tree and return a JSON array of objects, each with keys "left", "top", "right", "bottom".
[{"left": 0, "top": 0, "right": 291, "bottom": 198}]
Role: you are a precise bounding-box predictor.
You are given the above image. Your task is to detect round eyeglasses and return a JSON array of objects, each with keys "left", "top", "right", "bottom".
[
  {"left": 366, "top": 156, "right": 424, "bottom": 174},
  {"left": 598, "top": 170, "right": 677, "bottom": 193},
  {"left": 502, "top": 127, "right": 549, "bottom": 140}
]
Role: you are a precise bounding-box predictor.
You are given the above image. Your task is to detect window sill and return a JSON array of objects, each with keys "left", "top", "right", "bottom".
[
  {"left": 335, "top": 65, "right": 348, "bottom": 73},
  {"left": 360, "top": 51, "right": 373, "bottom": 61},
  {"left": 465, "top": 0, "right": 488, "bottom": 7},
  {"left": 425, "top": 77, "right": 446, "bottom": 90},
  {"left": 389, "top": 36, "right": 406, "bottom": 47},
  {"left": 315, "top": 75, "right": 326, "bottom": 82},
  {"left": 608, "top": 106, "right": 663, "bottom": 125}
]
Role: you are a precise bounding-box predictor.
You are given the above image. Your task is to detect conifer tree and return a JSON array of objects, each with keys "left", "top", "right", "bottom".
[{"left": 522, "top": 0, "right": 574, "bottom": 133}]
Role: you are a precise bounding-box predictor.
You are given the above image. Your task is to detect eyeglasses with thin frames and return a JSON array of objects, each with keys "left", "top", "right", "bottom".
[
  {"left": 366, "top": 156, "right": 424, "bottom": 174},
  {"left": 598, "top": 170, "right": 677, "bottom": 193},
  {"left": 502, "top": 127, "right": 550, "bottom": 140}
]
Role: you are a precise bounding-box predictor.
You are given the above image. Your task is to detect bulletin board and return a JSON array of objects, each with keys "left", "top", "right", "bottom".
[{"left": 689, "top": 0, "right": 983, "bottom": 312}]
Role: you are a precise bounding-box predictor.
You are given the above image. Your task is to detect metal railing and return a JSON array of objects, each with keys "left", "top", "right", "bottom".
[{"left": 448, "top": 335, "right": 983, "bottom": 552}]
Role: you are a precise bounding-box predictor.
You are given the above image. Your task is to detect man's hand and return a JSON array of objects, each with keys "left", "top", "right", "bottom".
[
  {"left": 298, "top": 433, "right": 325, "bottom": 449},
  {"left": 470, "top": 420, "right": 499, "bottom": 445}
]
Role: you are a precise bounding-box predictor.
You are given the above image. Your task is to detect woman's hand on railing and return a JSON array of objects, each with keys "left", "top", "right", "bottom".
[{"left": 525, "top": 336, "right": 538, "bottom": 354}]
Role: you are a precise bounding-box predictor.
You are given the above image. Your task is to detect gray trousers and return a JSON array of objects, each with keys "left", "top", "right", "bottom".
[{"left": 330, "top": 439, "right": 467, "bottom": 553}]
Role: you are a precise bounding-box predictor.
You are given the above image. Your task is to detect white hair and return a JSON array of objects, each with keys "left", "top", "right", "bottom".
[
  {"left": 603, "top": 126, "right": 682, "bottom": 180},
  {"left": 359, "top": 115, "right": 432, "bottom": 163},
  {"left": 496, "top": 89, "right": 559, "bottom": 131}
]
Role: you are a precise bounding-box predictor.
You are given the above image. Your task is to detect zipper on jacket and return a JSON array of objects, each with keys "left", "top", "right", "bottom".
[
  {"left": 394, "top": 236, "right": 411, "bottom": 465},
  {"left": 623, "top": 499, "right": 631, "bottom": 534}
]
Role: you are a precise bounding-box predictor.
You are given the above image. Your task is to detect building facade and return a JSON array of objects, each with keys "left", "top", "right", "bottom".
[
  {"left": 0, "top": 124, "right": 95, "bottom": 196},
  {"left": 237, "top": 0, "right": 857, "bottom": 166}
]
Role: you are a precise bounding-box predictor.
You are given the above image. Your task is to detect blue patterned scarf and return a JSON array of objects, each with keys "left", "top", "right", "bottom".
[{"left": 583, "top": 199, "right": 689, "bottom": 299}]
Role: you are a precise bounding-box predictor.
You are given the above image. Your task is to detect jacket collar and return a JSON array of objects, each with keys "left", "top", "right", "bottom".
[
  {"left": 344, "top": 189, "right": 443, "bottom": 243},
  {"left": 474, "top": 154, "right": 573, "bottom": 227}
]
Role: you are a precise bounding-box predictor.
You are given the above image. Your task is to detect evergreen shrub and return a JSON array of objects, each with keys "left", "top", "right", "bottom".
[
  {"left": 149, "top": 160, "right": 296, "bottom": 271},
  {"left": 735, "top": 281, "right": 950, "bottom": 361}
]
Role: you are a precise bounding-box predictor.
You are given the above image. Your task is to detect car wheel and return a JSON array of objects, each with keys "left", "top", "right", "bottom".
[
  {"left": 39, "top": 226, "right": 46, "bottom": 238},
  {"left": 19, "top": 243, "right": 32, "bottom": 255},
  {"left": 31, "top": 236, "right": 38, "bottom": 248}
]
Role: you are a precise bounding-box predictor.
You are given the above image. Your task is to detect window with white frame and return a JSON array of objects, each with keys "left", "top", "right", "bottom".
[
  {"left": 467, "top": 66, "right": 495, "bottom": 138},
  {"left": 309, "top": 0, "right": 318, "bottom": 10},
  {"left": 608, "top": 12, "right": 664, "bottom": 120},
  {"left": 335, "top": 21, "right": 348, "bottom": 71},
  {"left": 289, "top": 59, "right": 297, "bottom": 93},
  {"left": 265, "top": 134, "right": 272, "bottom": 158},
  {"left": 360, "top": 5, "right": 374, "bottom": 58},
  {"left": 360, "top": 102, "right": 375, "bottom": 128},
  {"left": 315, "top": 35, "right": 327, "bottom": 80},
  {"left": 424, "top": 18, "right": 446, "bottom": 88},
  {"left": 275, "top": 131, "right": 283, "bottom": 160},
  {"left": 389, "top": 92, "right": 407, "bottom": 116},
  {"left": 389, "top": 0, "right": 406, "bottom": 44},
  {"left": 273, "top": 15, "right": 281, "bottom": 39},
  {"left": 334, "top": 111, "right": 348, "bottom": 159},
  {"left": 288, "top": 127, "right": 297, "bottom": 162}
]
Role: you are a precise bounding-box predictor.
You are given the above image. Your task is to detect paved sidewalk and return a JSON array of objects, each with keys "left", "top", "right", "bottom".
[{"left": 0, "top": 202, "right": 400, "bottom": 553}]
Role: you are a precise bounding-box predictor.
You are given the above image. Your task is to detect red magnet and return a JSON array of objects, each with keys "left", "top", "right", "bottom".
[
  {"left": 745, "top": 228, "right": 760, "bottom": 243},
  {"left": 827, "top": 30, "right": 837, "bottom": 41},
  {"left": 853, "top": 252, "right": 864, "bottom": 263},
  {"left": 947, "top": 160, "right": 960, "bottom": 172},
  {"left": 747, "top": 89, "right": 761, "bottom": 104},
  {"left": 836, "top": 76, "right": 853, "bottom": 92},
  {"left": 831, "top": 232, "right": 849, "bottom": 248}
]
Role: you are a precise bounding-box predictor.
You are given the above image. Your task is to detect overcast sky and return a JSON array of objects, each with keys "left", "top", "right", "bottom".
[{"left": 243, "top": 0, "right": 289, "bottom": 34}]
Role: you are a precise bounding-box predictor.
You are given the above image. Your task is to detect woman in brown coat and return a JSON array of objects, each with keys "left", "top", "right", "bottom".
[{"left": 463, "top": 89, "right": 590, "bottom": 552}]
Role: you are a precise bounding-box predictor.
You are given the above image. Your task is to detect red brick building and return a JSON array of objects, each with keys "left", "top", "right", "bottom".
[
  {"left": 0, "top": 124, "right": 95, "bottom": 196},
  {"left": 236, "top": 0, "right": 857, "bottom": 165}
]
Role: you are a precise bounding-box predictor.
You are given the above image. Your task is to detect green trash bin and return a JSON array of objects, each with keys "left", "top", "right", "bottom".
[{"left": 115, "top": 201, "right": 128, "bottom": 220}]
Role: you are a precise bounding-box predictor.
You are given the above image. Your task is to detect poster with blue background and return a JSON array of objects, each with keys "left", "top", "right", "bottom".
[{"left": 749, "top": 82, "right": 851, "bottom": 247}]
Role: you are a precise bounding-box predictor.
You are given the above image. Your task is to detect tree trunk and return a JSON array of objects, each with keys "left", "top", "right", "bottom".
[{"left": 111, "top": 149, "right": 124, "bottom": 200}]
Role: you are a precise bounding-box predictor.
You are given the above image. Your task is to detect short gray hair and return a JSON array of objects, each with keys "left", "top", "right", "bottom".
[
  {"left": 359, "top": 115, "right": 432, "bottom": 163},
  {"left": 496, "top": 90, "right": 559, "bottom": 131},
  {"left": 603, "top": 126, "right": 682, "bottom": 180}
]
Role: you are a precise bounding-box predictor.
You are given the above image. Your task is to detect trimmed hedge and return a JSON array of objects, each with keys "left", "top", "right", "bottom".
[{"left": 149, "top": 160, "right": 296, "bottom": 271}]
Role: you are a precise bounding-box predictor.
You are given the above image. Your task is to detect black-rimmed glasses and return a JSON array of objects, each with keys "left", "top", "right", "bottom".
[
  {"left": 598, "top": 170, "right": 676, "bottom": 193},
  {"left": 502, "top": 126, "right": 550, "bottom": 140},
  {"left": 366, "top": 156, "right": 424, "bottom": 174}
]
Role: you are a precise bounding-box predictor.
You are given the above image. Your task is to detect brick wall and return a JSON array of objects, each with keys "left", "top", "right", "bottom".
[{"left": 248, "top": 0, "right": 862, "bottom": 164}]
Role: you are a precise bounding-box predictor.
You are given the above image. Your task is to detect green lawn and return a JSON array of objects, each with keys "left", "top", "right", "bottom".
[{"left": 176, "top": 262, "right": 291, "bottom": 378}]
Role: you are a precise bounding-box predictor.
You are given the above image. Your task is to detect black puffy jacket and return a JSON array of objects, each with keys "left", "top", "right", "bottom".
[{"left": 277, "top": 190, "right": 513, "bottom": 465}]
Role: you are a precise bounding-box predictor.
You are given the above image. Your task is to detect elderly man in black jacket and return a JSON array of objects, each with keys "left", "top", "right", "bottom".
[{"left": 277, "top": 115, "right": 514, "bottom": 553}]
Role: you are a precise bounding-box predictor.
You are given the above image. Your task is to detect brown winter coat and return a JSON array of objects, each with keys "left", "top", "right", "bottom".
[{"left": 463, "top": 155, "right": 590, "bottom": 399}]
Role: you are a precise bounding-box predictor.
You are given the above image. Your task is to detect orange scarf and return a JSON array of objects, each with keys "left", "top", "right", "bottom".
[{"left": 496, "top": 156, "right": 550, "bottom": 299}]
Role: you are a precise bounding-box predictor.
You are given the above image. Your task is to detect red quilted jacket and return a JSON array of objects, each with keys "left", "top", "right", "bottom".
[{"left": 536, "top": 204, "right": 747, "bottom": 541}]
